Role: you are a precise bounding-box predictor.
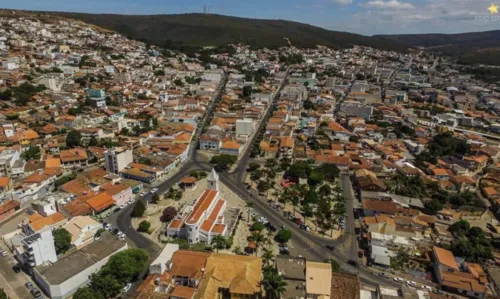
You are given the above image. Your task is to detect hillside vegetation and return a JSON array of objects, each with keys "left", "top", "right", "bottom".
[
  {"left": 376, "top": 30, "right": 500, "bottom": 65},
  {"left": 30, "top": 11, "right": 409, "bottom": 53}
]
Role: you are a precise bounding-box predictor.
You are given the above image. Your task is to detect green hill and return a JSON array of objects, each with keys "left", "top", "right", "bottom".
[
  {"left": 30, "top": 11, "right": 409, "bottom": 53},
  {"left": 375, "top": 31, "right": 500, "bottom": 65}
]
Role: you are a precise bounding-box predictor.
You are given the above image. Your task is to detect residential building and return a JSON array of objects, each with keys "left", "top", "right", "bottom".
[
  {"left": 63, "top": 216, "right": 101, "bottom": 248},
  {"left": 275, "top": 256, "right": 306, "bottom": 299},
  {"left": 104, "top": 147, "right": 133, "bottom": 174},
  {"left": 17, "top": 229, "right": 58, "bottom": 268},
  {"left": 305, "top": 261, "right": 332, "bottom": 299},
  {"left": 432, "top": 246, "right": 487, "bottom": 298},
  {"left": 33, "top": 233, "right": 127, "bottom": 299},
  {"left": 195, "top": 253, "right": 262, "bottom": 299}
]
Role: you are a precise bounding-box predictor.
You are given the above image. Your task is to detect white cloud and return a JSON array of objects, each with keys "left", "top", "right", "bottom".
[
  {"left": 362, "top": 0, "right": 414, "bottom": 9},
  {"left": 331, "top": 0, "right": 354, "bottom": 5}
]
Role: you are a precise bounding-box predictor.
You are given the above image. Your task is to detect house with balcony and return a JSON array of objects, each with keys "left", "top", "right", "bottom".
[
  {"left": 279, "top": 136, "right": 294, "bottom": 160},
  {"left": 16, "top": 229, "right": 58, "bottom": 269}
]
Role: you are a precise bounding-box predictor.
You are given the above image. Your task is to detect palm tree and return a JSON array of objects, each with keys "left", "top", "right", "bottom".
[
  {"left": 262, "top": 247, "right": 275, "bottom": 267},
  {"left": 211, "top": 235, "right": 226, "bottom": 253},
  {"left": 262, "top": 270, "right": 287, "bottom": 299},
  {"left": 249, "top": 231, "right": 265, "bottom": 256}
]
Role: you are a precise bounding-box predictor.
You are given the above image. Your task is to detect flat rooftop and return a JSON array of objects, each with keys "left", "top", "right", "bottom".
[
  {"left": 36, "top": 233, "right": 126, "bottom": 285},
  {"left": 276, "top": 256, "right": 306, "bottom": 280}
]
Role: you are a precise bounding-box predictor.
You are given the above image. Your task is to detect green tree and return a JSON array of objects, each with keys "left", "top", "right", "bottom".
[
  {"left": 138, "top": 220, "right": 151, "bottom": 232},
  {"left": 103, "top": 248, "right": 149, "bottom": 284},
  {"left": 287, "top": 161, "right": 311, "bottom": 179},
  {"left": 53, "top": 228, "right": 72, "bottom": 255},
  {"left": 243, "top": 85, "right": 252, "bottom": 97},
  {"left": 0, "top": 288, "right": 7, "bottom": 299},
  {"left": 318, "top": 184, "right": 331, "bottom": 197},
  {"left": 73, "top": 287, "right": 105, "bottom": 299},
  {"left": 275, "top": 229, "right": 292, "bottom": 243},
  {"left": 251, "top": 222, "right": 266, "bottom": 232},
  {"left": 324, "top": 258, "right": 341, "bottom": 272},
  {"left": 151, "top": 193, "right": 160, "bottom": 204},
  {"left": 22, "top": 146, "right": 41, "bottom": 160},
  {"left": 131, "top": 200, "right": 146, "bottom": 218},
  {"left": 66, "top": 130, "right": 82, "bottom": 148},
  {"left": 262, "top": 247, "right": 275, "bottom": 266},
  {"left": 210, "top": 155, "right": 237, "bottom": 172},
  {"left": 307, "top": 170, "right": 324, "bottom": 186},
  {"left": 248, "top": 231, "right": 266, "bottom": 256},
  {"left": 211, "top": 235, "right": 226, "bottom": 253},
  {"left": 315, "top": 164, "right": 340, "bottom": 182},
  {"left": 89, "top": 273, "right": 121, "bottom": 298},
  {"left": 449, "top": 220, "right": 471, "bottom": 237},
  {"left": 425, "top": 199, "right": 443, "bottom": 214},
  {"left": 161, "top": 207, "right": 177, "bottom": 222}
]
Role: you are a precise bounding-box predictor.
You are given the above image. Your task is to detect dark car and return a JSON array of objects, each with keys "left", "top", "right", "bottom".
[
  {"left": 30, "top": 288, "right": 42, "bottom": 298},
  {"left": 12, "top": 264, "right": 21, "bottom": 273},
  {"left": 348, "top": 260, "right": 359, "bottom": 268},
  {"left": 326, "top": 245, "right": 335, "bottom": 251},
  {"left": 25, "top": 282, "right": 33, "bottom": 289},
  {"left": 267, "top": 225, "right": 277, "bottom": 232}
]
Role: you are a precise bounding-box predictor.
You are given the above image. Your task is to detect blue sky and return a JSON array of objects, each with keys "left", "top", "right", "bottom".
[{"left": 1, "top": 0, "right": 499, "bottom": 35}]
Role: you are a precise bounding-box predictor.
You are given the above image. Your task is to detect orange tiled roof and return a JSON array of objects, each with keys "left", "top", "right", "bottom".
[
  {"left": 0, "top": 177, "right": 9, "bottom": 188},
  {"left": 186, "top": 189, "right": 218, "bottom": 225},
  {"left": 85, "top": 192, "right": 114, "bottom": 212},
  {"left": 434, "top": 246, "right": 458, "bottom": 271},
  {"left": 29, "top": 212, "right": 66, "bottom": 231}
]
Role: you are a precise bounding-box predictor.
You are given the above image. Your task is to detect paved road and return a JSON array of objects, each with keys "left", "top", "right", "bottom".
[
  {"left": 0, "top": 249, "right": 32, "bottom": 299},
  {"left": 339, "top": 173, "right": 359, "bottom": 261},
  {"left": 111, "top": 69, "right": 400, "bottom": 289}
]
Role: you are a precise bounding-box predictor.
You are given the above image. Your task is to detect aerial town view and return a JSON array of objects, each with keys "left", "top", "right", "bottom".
[{"left": 1, "top": 1, "right": 500, "bottom": 299}]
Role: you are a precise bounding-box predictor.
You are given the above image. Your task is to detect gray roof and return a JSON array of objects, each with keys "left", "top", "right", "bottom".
[
  {"left": 36, "top": 233, "right": 126, "bottom": 285},
  {"left": 361, "top": 191, "right": 424, "bottom": 209},
  {"left": 276, "top": 256, "right": 306, "bottom": 281}
]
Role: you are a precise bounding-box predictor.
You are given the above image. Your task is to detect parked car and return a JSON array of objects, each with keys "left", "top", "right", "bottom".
[
  {"left": 0, "top": 250, "right": 7, "bottom": 257},
  {"left": 378, "top": 273, "right": 390, "bottom": 279},
  {"left": 104, "top": 223, "right": 111, "bottom": 230},
  {"left": 406, "top": 281, "right": 417, "bottom": 287},
  {"left": 326, "top": 245, "right": 335, "bottom": 251},
  {"left": 421, "top": 285, "right": 433, "bottom": 291},
  {"left": 393, "top": 277, "right": 404, "bottom": 283},
  {"left": 30, "top": 288, "right": 42, "bottom": 298},
  {"left": 122, "top": 283, "right": 132, "bottom": 293},
  {"left": 12, "top": 264, "right": 21, "bottom": 273},
  {"left": 151, "top": 188, "right": 159, "bottom": 194},
  {"left": 25, "top": 282, "right": 33, "bottom": 289}
]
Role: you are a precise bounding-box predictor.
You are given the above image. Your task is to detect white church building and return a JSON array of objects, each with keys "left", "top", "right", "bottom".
[{"left": 166, "top": 169, "right": 227, "bottom": 244}]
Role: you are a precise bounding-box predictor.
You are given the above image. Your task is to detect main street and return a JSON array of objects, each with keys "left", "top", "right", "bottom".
[{"left": 109, "top": 68, "right": 399, "bottom": 289}]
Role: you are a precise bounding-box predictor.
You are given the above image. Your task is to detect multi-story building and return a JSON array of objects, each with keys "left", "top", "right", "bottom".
[
  {"left": 104, "top": 147, "right": 133, "bottom": 174},
  {"left": 17, "top": 229, "right": 58, "bottom": 268},
  {"left": 0, "top": 149, "right": 20, "bottom": 176},
  {"left": 167, "top": 169, "right": 227, "bottom": 244}
]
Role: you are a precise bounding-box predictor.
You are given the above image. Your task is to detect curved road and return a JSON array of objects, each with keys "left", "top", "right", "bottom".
[{"left": 109, "top": 69, "right": 399, "bottom": 289}]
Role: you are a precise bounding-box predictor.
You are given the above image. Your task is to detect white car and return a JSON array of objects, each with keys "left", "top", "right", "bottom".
[
  {"left": 406, "top": 281, "right": 417, "bottom": 287},
  {"left": 122, "top": 283, "right": 132, "bottom": 293},
  {"left": 0, "top": 250, "right": 7, "bottom": 257},
  {"left": 104, "top": 223, "right": 112, "bottom": 230},
  {"left": 119, "top": 204, "right": 126, "bottom": 209},
  {"left": 140, "top": 192, "right": 147, "bottom": 197},
  {"left": 151, "top": 188, "right": 158, "bottom": 194},
  {"left": 421, "top": 285, "right": 433, "bottom": 291},
  {"left": 393, "top": 277, "right": 404, "bottom": 283}
]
